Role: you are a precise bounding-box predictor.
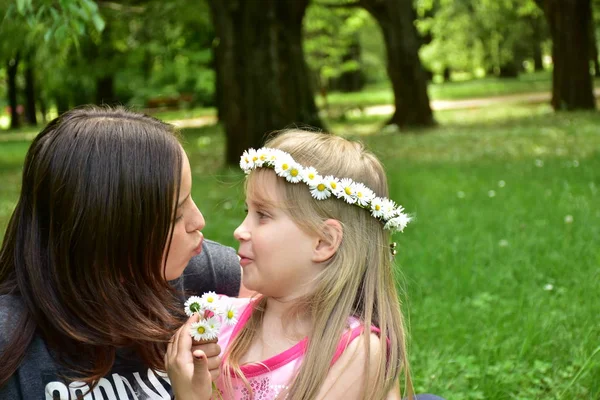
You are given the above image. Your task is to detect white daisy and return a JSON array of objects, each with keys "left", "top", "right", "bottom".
[
  {"left": 381, "top": 199, "right": 397, "bottom": 220},
  {"left": 324, "top": 175, "right": 342, "bottom": 196},
  {"left": 285, "top": 163, "right": 304, "bottom": 183},
  {"left": 189, "top": 319, "right": 217, "bottom": 341},
  {"left": 354, "top": 183, "right": 375, "bottom": 207},
  {"left": 338, "top": 178, "right": 357, "bottom": 204},
  {"left": 239, "top": 149, "right": 255, "bottom": 172},
  {"left": 392, "top": 205, "right": 405, "bottom": 217},
  {"left": 384, "top": 213, "right": 411, "bottom": 232},
  {"left": 255, "top": 148, "right": 269, "bottom": 167},
  {"left": 268, "top": 148, "right": 286, "bottom": 163},
  {"left": 274, "top": 156, "right": 294, "bottom": 178},
  {"left": 370, "top": 197, "right": 385, "bottom": 218},
  {"left": 302, "top": 167, "right": 320, "bottom": 186},
  {"left": 184, "top": 296, "right": 203, "bottom": 316},
  {"left": 310, "top": 179, "right": 332, "bottom": 200},
  {"left": 205, "top": 316, "right": 222, "bottom": 334},
  {"left": 224, "top": 304, "right": 238, "bottom": 326},
  {"left": 200, "top": 291, "right": 220, "bottom": 313}
]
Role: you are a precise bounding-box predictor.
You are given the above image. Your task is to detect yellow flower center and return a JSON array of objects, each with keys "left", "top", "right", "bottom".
[
  {"left": 375, "top": 205, "right": 381, "bottom": 211},
  {"left": 207, "top": 297, "right": 214, "bottom": 303},
  {"left": 282, "top": 163, "right": 289, "bottom": 170},
  {"left": 330, "top": 182, "right": 337, "bottom": 189},
  {"left": 252, "top": 156, "right": 258, "bottom": 162},
  {"left": 291, "top": 169, "right": 299, "bottom": 177},
  {"left": 227, "top": 310, "right": 234, "bottom": 319},
  {"left": 317, "top": 183, "right": 326, "bottom": 191},
  {"left": 344, "top": 187, "right": 352, "bottom": 195},
  {"left": 260, "top": 155, "right": 267, "bottom": 161},
  {"left": 357, "top": 192, "right": 363, "bottom": 198},
  {"left": 308, "top": 173, "right": 315, "bottom": 180},
  {"left": 197, "top": 326, "right": 205, "bottom": 334}
]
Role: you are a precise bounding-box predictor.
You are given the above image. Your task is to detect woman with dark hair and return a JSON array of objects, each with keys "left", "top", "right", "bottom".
[{"left": 0, "top": 107, "right": 240, "bottom": 399}]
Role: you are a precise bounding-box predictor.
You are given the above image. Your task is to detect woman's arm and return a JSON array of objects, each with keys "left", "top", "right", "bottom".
[{"left": 315, "top": 332, "right": 384, "bottom": 400}]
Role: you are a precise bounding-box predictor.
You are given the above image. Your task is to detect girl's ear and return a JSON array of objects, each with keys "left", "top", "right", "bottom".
[{"left": 312, "top": 219, "right": 343, "bottom": 263}]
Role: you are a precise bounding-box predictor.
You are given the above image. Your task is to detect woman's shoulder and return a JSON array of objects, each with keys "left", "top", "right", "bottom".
[{"left": 0, "top": 294, "right": 26, "bottom": 340}]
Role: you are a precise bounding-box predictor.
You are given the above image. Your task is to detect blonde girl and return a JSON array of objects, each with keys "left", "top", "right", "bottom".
[{"left": 207, "top": 130, "right": 412, "bottom": 399}]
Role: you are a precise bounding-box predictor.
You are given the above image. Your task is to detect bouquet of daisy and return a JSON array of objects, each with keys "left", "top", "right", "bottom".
[
  {"left": 183, "top": 292, "right": 238, "bottom": 399},
  {"left": 184, "top": 292, "right": 238, "bottom": 341}
]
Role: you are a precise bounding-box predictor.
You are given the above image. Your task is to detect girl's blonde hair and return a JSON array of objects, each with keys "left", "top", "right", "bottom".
[{"left": 223, "top": 130, "right": 412, "bottom": 399}]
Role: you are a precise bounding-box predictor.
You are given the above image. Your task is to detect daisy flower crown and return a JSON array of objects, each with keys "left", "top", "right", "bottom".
[{"left": 240, "top": 147, "right": 411, "bottom": 233}]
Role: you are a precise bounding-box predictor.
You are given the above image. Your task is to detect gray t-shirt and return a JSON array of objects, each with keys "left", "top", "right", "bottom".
[{"left": 0, "top": 239, "right": 240, "bottom": 399}]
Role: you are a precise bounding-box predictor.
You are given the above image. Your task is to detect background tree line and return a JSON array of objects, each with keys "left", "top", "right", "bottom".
[{"left": 2, "top": 0, "right": 598, "bottom": 164}]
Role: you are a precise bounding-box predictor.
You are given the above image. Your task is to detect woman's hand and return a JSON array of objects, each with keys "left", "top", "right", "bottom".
[{"left": 165, "top": 314, "right": 222, "bottom": 400}]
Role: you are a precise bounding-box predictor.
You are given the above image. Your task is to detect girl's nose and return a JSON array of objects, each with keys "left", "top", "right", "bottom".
[{"left": 233, "top": 219, "right": 250, "bottom": 241}]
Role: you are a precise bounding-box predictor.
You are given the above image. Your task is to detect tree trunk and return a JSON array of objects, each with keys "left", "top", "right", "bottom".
[
  {"left": 7, "top": 54, "right": 20, "bottom": 130},
  {"left": 39, "top": 97, "right": 47, "bottom": 124},
  {"left": 330, "top": 39, "right": 366, "bottom": 92},
  {"left": 24, "top": 54, "right": 37, "bottom": 126},
  {"left": 55, "top": 94, "right": 70, "bottom": 116},
  {"left": 530, "top": 14, "right": 546, "bottom": 72},
  {"left": 589, "top": 13, "right": 600, "bottom": 76},
  {"left": 536, "top": 0, "right": 595, "bottom": 110},
  {"left": 498, "top": 61, "right": 520, "bottom": 78},
  {"left": 209, "top": 0, "right": 323, "bottom": 165},
  {"left": 96, "top": 75, "right": 116, "bottom": 105},
  {"left": 533, "top": 43, "right": 544, "bottom": 71},
  {"left": 211, "top": 36, "right": 224, "bottom": 122},
  {"left": 359, "top": 0, "right": 434, "bottom": 128}
]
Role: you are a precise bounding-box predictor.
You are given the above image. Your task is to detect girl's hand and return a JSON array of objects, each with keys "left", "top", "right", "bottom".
[{"left": 165, "top": 314, "right": 222, "bottom": 400}]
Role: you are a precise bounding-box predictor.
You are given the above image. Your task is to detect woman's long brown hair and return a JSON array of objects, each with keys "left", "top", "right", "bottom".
[{"left": 0, "top": 107, "right": 185, "bottom": 386}]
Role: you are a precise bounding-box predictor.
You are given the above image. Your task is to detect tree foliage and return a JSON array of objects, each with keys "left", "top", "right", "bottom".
[{"left": 416, "top": 0, "right": 547, "bottom": 77}]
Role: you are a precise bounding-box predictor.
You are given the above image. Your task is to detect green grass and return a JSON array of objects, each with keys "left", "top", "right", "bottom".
[
  {"left": 1, "top": 103, "right": 599, "bottom": 399},
  {"left": 319, "top": 71, "right": 600, "bottom": 111}
]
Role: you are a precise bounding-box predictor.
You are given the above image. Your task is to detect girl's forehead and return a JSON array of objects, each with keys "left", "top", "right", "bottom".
[{"left": 246, "top": 171, "right": 284, "bottom": 205}]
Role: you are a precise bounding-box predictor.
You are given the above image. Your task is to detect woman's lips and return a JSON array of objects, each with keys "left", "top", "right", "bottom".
[{"left": 193, "top": 239, "right": 203, "bottom": 255}]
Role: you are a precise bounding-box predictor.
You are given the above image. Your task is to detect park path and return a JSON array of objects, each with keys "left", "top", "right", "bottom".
[{"left": 2, "top": 88, "right": 600, "bottom": 141}]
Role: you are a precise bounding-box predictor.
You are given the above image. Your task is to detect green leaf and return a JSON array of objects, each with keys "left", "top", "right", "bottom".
[
  {"left": 16, "top": 0, "right": 28, "bottom": 15},
  {"left": 92, "top": 14, "right": 105, "bottom": 33}
]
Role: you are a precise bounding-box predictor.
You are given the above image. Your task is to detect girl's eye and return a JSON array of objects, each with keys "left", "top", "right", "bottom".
[
  {"left": 257, "top": 211, "right": 269, "bottom": 219},
  {"left": 174, "top": 214, "right": 183, "bottom": 222}
]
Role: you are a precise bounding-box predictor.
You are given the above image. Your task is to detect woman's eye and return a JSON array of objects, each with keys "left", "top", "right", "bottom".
[{"left": 174, "top": 214, "right": 183, "bottom": 222}]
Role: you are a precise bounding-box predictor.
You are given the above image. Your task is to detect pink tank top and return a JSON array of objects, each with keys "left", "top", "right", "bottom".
[{"left": 215, "top": 296, "right": 379, "bottom": 399}]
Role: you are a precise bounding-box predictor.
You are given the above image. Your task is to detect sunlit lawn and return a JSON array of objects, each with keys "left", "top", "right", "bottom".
[{"left": 0, "top": 102, "right": 599, "bottom": 399}]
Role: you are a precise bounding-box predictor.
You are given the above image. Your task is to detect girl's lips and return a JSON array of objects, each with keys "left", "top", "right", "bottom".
[{"left": 239, "top": 257, "right": 253, "bottom": 267}]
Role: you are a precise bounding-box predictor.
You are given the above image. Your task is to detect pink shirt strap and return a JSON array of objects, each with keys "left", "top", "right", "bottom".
[{"left": 330, "top": 325, "right": 382, "bottom": 366}]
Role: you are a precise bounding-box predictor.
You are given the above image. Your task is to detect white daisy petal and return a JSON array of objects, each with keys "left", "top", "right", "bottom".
[
  {"left": 381, "top": 199, "right": 397, "bottom": 220},
  {"left": 274, "top": 156, "right": 294, "bottom": 178},
  {"left": 184, "top": 296, "right": 203, "bottom": 316},
  {"left": 302, "top": 167, "right": 320, "bottom": 186},
  {"left": 224, "top": 304, "right": 239, "bottom": 326},
  {"left": 370, "top": 197, "right": 385, "bottom": 218},
  {"left": 339, "top": 178, "right": 357, "bottom": 204},
  {"left": 354, "top": 183, "right": 375, "bottom": 207},
  {"left": 190, "top": 320, "right": 216, "bottom": 341},
  {"left": 239, "top": 150, "right": 254, "bottom": 173},
  {"left": 310, "top": 179, "right": 332, "bottom": 200},
  {"left": 255, "top": 148, "right": 269, "bottom": 167},
  {"left": 286, "top": 163, "right": 304, "bottom": 183},
  {"left": 324, "top": 175, "right": 342, "bottom": 196}
]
